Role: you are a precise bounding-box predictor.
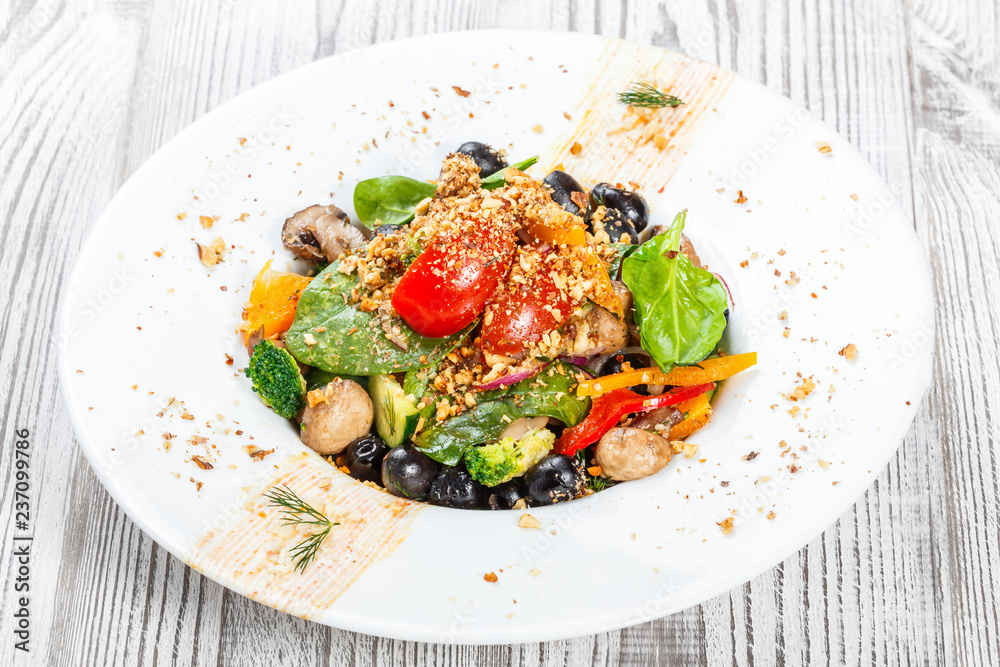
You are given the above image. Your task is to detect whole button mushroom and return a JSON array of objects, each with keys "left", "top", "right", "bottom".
[
  {"left": 299, "top": 379, "right": 374, "bottom": 455},
  {"left": 594, "top": 428, "right": 675, "bottom": 481}
]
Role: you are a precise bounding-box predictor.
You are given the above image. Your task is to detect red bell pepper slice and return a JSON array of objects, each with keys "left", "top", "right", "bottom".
[{"left": 554, "top": 383, "right": 715, "bottom": 456}]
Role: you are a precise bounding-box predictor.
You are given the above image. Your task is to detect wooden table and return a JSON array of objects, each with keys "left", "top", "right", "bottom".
[{"left": 2, "top": 1, "right": 997, "bottom": 664}]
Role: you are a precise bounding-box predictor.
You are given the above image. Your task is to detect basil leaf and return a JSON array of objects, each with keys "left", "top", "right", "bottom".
[
  {"left": 607, "top": 242, "right": 639, "bottom": 279},
  {"left": 622, "top": 211, "right": 728, "bottom": 371},
  {"left": 479, "top": 156, "right": 539, "bottom": 190},
  {"left": 353, "top": 176, "right": 436, "bottom": 229},
  {"left": 286, "top": 261, "right": 471, "bottom": 375},
  {"left": 412, "top": 363, "right": 590, "bottom": 465}
]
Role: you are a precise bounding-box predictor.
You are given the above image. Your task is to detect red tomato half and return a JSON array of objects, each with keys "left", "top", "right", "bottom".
[
  {"left": 391, "top": 221, "right": 516, "bottom": 338},
  {"left": 479, "top": 245, "right": 579, "bottom": 356}
]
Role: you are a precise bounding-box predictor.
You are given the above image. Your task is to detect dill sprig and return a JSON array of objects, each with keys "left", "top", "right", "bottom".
[
  {"left": 617, "top": 82, "right": 683, "bottom": 109},
  {"left": 383, "top": 393, "right": 398, "bottom": 439},
  {"left": 264, "top": 485, "right": 339, "bottom": 572}
]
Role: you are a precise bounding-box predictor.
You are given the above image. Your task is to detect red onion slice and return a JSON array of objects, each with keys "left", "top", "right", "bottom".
[
  {"left": 473, "top": 362, "right": 550, "bottom": 391},
  {"left": 714, "top": 272, "right": 734, "bottom": 310}
]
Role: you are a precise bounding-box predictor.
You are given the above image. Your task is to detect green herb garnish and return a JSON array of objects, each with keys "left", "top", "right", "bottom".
[
  {"left": 480, "top": 156, "right": 539, "bottom": 190},
  {"left": 617, "top": 82, "right": 683, "bottom": 109},
  {"left": 264, "top": 485, "right": 339, "bottom": 572}
]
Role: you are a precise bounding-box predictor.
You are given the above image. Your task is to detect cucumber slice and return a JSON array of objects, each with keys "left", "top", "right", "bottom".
[{"left": 371, "top": 374, "right": 424, "bottom": 447}]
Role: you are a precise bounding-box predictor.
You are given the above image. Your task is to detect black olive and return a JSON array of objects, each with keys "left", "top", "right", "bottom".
[
  {"left": 375, "top": 223, "right": 401, "bottom": 236},
  {"left": 428, "top": 468, "right": 484, "bottom": 510},
  {"left": 597, "top": 352, "right": 651, "bottom": 396},
  {"left": 524, "top": 455, "right": 585, "bottom": 506},
  {"left": 723, "top": 308, "right": 730, "bottom": 325},
  {"left": 588, "top": 207, "right": 638, "bottom": 244},
  {"left": 381, "top": 446, "right": 440, "bottom": 500},
  {"left": 485, "top": 480, "right": 525, "bottom": 510},
  {"left": 543, "top": 170, "right": 587, "bottom": 216},
  {"left": 344, "top": 435, "right": 390, "bottom": 485},
  {"left": 456, "top": 141, "right": 508, "bottom": 177},
  {"left": 589, "top": 182, "right": 649, "bottom": 232}
]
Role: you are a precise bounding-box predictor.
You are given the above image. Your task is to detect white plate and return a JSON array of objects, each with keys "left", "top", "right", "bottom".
[{"left": 60, "top": 30, "right": 933, "bottom": 643}]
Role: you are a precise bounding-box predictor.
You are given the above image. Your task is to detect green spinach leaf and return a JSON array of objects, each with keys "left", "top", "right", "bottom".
[
  {"left": 353, "top": 176, "right": 436, "bottom": 229},
  {"left": 286, "top": 261, "right": 470, "bottom": 375},
  {"left": 412, "top": 363, "right": 590, "bottom": 465},
  {"left": 622, "top": 211, "right": 728, "bottom": 371},
  {"left": 305, "top": 368, "right": 368, "bottom": 392},
  {"left": 402, "top": 369, "right": 431, "bottom": 402},
  {"left": 479, "top": 156, "right": 539, "bottom": 190}
]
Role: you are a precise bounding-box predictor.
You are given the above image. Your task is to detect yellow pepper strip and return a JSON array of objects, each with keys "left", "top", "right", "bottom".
[
  {"left": 668, "top": 393, "right": 713, "bottom": 440},
  {"left": 577, "top": 352, "right": 758, "bottom": 396},
  {"left": 242, "top": 260, "right": 313, "bottom": 342}
]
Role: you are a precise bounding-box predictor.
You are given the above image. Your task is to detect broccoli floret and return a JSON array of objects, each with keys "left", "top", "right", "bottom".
[
  {"left": 465, "top": 428, "right": 555, "bottom": 487},
  {"left": 245, "top": 340, "right": 307, "bottom": 418}
]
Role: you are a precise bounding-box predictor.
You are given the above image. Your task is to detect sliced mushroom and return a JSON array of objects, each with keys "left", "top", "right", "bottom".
[
  {"left": 281, "top": 204, "right": 368, "bottom": 262},
  {"left": 594, "top": 427, "right": 674, "bottom": 481},
  {"left": 244, "top": 326, "right": 265, "bottom": 358},
  {"left": 679, "top": 233, "right": 702, "bottom": 268},
  {"left": 612, "top": 280, "right": 633, "bottom": 320},
  {"left": 568, "top": 305, "right": 630, "bottom": 357},
  {"left": 435, "top": 153, "right": 481, "bottom": 198},
  {"left": 628, "top": 405, "right": 684, "bottom": 431},
  {"left": 498, "top": 416, "right": 549, "bottom": 443},
  {"left": 299, "top": 379, "right": 373, "bottom": 455}
]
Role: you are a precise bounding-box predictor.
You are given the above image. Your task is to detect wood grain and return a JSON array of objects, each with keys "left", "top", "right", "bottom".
[{"left": 1, "top": 0, "right": 997, "bottom": 665}]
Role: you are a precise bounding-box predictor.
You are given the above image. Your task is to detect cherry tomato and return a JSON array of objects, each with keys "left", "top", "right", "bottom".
[
  {"left": 391, "top": 219, "right": 516, "bottom": 338},
  {"left": 480, "top": 245, "right": 579, "bottom": 356}
]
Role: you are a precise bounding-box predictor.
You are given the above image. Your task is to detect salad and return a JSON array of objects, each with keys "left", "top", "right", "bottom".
[{"left": 239, "top": 141, "right": 756, "bottom": 511}]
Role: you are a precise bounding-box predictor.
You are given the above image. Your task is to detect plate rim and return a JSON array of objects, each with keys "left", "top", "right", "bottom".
[{"left": 59, "top": 28, "right": 936, "bottom": 643}]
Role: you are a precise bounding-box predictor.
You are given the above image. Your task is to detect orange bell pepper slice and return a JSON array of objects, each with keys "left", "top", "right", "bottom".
[
  {"left": 668, "top": 393, "right": 713, "bottom": 440},
  {"left": 524, "top": 207, "right": 622, "bottom": 317},
  {"left": 577, "top": 352, "right": 757, "bottom": 396},
  {"left": 526, "top": 206, "right": 588, "bottom": 245},
  {"left": 581, "top": 248, "right": 623, "bottom": 317},
  {"left": 242, "top": 260, "right": 313, "bottom": 342}
]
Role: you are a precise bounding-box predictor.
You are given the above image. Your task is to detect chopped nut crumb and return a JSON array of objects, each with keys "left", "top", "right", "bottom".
[
  {"left": 196, "top": 236, "right": 227, "bottom": 267},
  {"left": 191, "top": 455, "right": 213, "bottom": 470},
  {"left": 786, "top": 377, "right": 816, "bottom": 401},
  {"left": 518, "top": 513, "right": 542, "bottom": 530},
  {"left": 718, "top": 517, "right": 735, "bottom": 535},
  {"left": 483, "top": 571, "right": 498, "bottom": 583},
  {"left": 839, "top": 343, "right": 858, "bottom": 361}
]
